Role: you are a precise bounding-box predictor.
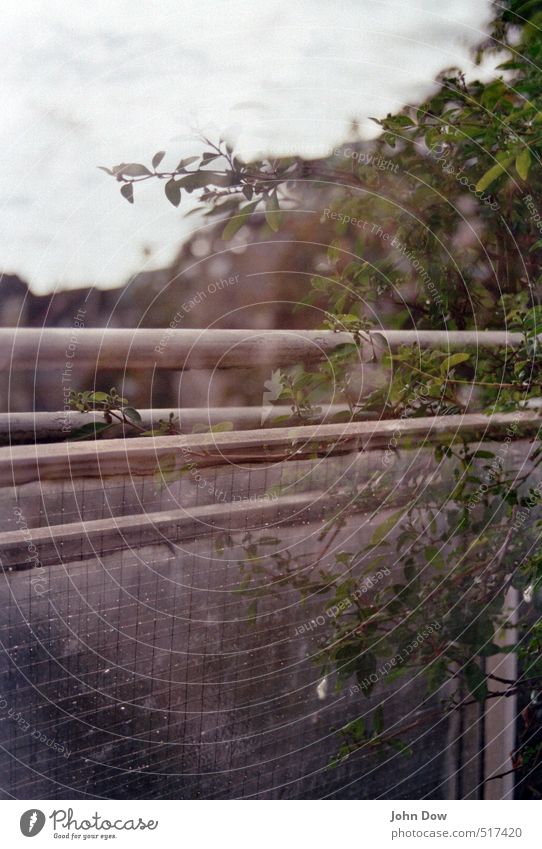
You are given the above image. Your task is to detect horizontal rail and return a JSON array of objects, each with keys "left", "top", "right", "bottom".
[
  {"left": 0, "top": 328, "right": 528, "bottom": 371},
  {"left": 0, "top": 412, "right": 537, "bottom": 486},
  {"left": 7, "top": 401, "right": 539, "bottom": 444},
  {"left": 0, "top": 405, "right": 360, "bottom": 444},
  {"left": 0, "top": 493, "right": 339, "bottom": 568}
]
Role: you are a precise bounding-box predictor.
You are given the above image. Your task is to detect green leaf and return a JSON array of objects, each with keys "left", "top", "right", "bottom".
[
  {"left": 516, "top": 147, "right": 531, "bottom": 181},
  {"left": 222, "top": 201, "right": 258, "bottom": 240},
  {"left": 524, "top": 304, "right": 542, "bottom": 336},
  {"left": 208, "top": 421, "right": 234, "bottom": 433},
  {"left": 119, "top": 163, "right": 151, "bottom": 177},
  {"left": 373, "top": 705, "right": 384, "bottom": 735},
  {"left": 178, "top": 171, "right": 230, "bottom": 191},
  {"left": 68, "top": 422, "right": 113, "bottom": 441},
  {"left": 424, "top": 545, "right": 445, "bottom": 569},
  {"left": 478, "top": 642, "right": 503, "bottom": 657},
  {"left": 327, "top": 240, "right": 340, "bottom": 263},
  {"left": 180, "top": 156, "right": 199, "bottom": 171},
  {"left": 176, "top": 172, "right": 211, "bottom": 192},
  {"left": 247, "top": 599, "right": 258, "bottom": 624},
  {"left": 335, "top": 551, "right": 353, "bottom": 564},
  {"left": 371, "top": 508, "right": 404, "bottom": 546},
  {"left": 176, "top": 155, "right": 199, "bottom": 170},
  {"left": 347, "top": 717, "right": 366, "bottom": 739},
  {"left": 388, "top": 738, "right": 413, "bottom": 756},
  {"left": 165, "top": 178, "right": 181, "bottom": 207},
  {"left": 152, "top": 151, "right": 166, "bottom": 169},
  {"left": 123, "top": 406, "right": 142, "bottom": 424},
  {"left": 475, "top": 157, "right": 512, "bottom": 193},
  {"left": 440, "top": 352, "right": 470, "bottom": 375},
  {"left": 266, "top": 413, "right": 291, "bottom": 424},
  {"left": 88, "top": 391, "right": 110, "bottom": 403},
  {"left": 265, "top": 192, "right": 282, "bottom": 232},
  {"left": 427, "top": 658, "right": 449, "bottom": 693},
  {"left": 464, "top": 661, "right": 488, "bottom": 703},
  {"left": 120, "top": 183, "right": 134, "bottom": 204}
]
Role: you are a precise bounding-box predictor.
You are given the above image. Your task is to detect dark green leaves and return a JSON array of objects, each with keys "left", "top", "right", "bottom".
[
  {"left": 67, "top": 387, "right": 179, "bottom": 440},
  {"left": 265, "top": 192, "right": 282, "bottom": 232},
  {"left": 86, "top": 391, "right": 110, "bottom": 403},
  {"left": 68, "top": 421, "right": 113, "bottom": 441},
  {"left": 222, "top": 200, "right": 259, "bottom": 240},
  {"left": 176, "top": 155, "right": 199, "bottom": 170},
  {"left": 515, "top": 147, "right": 531, "bottom": 181},
  {"left": 115, "top": 163, "right": 151, "bottom": 177},
  {"left": 152, "top": 150, "right": 166, "bottom": 169},
  {"left": 440, "top": 352, "right": 470, "bottom": 375},
  {"left": 371, "top": 509, "right": 404, "bottom": 546},
  {"left": 335, "top": 643, "right": 377, "bottom": 687},
  {"left": 120, "top": 183, "right": 134, "bottom": 204},
  {"left": 165, "top": 178, "right": 181, "bottom": 207},
  {"left": 464, "top": 661, "right": 488, "bottom": 703},
  {"left": 208, "top": 421, "right": 234, "bottom": 433},
  {"left": 373, "top": 704, "right": 384, "bottom": 735},
  {"left": 475, "top": 156, "right": 513, "bottom": 192},
  {"left": 123, "top": 406, "right": 142, "bottom": 424}
]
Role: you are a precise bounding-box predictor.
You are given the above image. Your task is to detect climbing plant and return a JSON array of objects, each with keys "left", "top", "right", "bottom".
[{"left": 84, "top": 0, "right": 542, "bottom": 793}]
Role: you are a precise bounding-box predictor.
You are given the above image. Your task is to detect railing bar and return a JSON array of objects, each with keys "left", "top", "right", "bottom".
[
  {"left": 0, "top": 412, "right": 537, "bottom": 487},
  {"left": 0, "top": 493, "right": 335, "bottom": 566},
  {"left": 0, "top": 328, "right": 529, "bottom": 371},
  {"left": 0, "top": 405, "right": 358, "bottom": 443}
]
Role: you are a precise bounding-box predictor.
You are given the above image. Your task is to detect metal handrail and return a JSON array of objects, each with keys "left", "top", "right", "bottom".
[{"left": 0, "top": 327, "right": 527, "bottom": 371}]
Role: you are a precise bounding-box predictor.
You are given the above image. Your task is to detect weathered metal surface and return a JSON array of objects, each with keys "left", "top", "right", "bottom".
[
  {"left": 0, "top": 412, "right": 536, "bottom": 486},
  {"left": 0, "top": 405, "right": 355, "bottom": 444},
  {"left": 0, "top": 327, "right": 528, "bottom": 372}
]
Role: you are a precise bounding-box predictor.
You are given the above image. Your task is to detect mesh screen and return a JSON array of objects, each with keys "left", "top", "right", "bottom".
[{"left": 0, "top": 438, "right": 529, "bottom": 799}]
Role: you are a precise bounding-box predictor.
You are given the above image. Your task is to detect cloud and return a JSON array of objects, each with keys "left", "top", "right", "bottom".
[{"left": 0, "top": 0, "right": 494, "bottom": 291}]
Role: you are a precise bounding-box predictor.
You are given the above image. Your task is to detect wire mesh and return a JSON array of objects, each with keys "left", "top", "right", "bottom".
[{"left": 1, "top": 429, "right": 528, "bottom": 800}]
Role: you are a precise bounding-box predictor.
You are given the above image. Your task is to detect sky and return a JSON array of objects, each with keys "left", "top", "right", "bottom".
[{"left": 0, "top": 0, "right": 495, "bottom": 293}]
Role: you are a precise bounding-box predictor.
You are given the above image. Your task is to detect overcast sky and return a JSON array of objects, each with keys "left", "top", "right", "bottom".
[{"left": 0, "top": 0, "right": 494, "bottom": 293}]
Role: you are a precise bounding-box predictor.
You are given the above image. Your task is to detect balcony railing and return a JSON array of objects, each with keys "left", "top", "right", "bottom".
[{"left": 0, "top": 326, "right": 536, "bottom": 800}]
